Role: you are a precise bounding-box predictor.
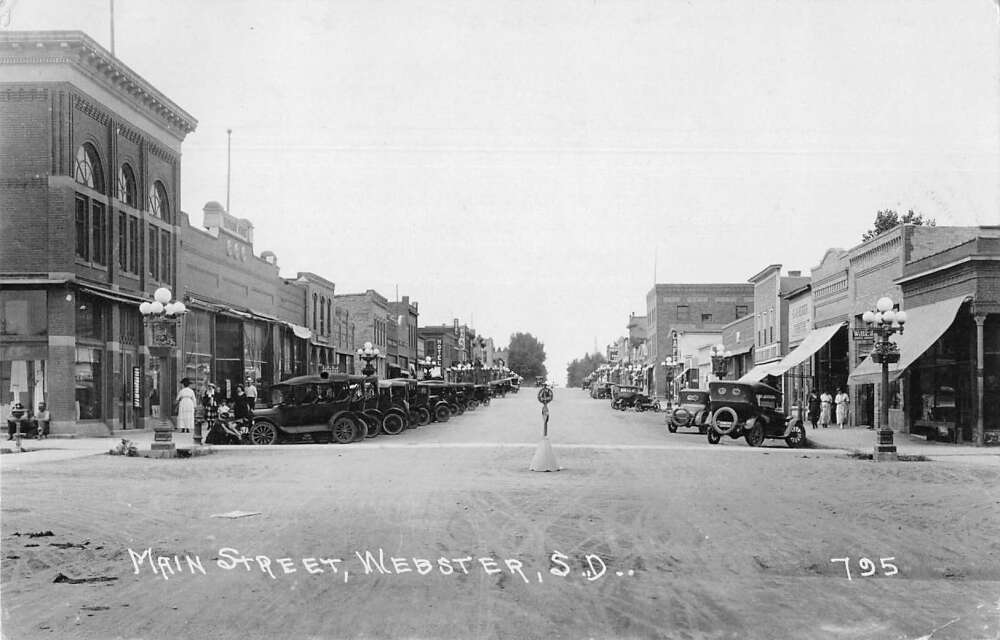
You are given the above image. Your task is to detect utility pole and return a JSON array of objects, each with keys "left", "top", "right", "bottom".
[{"left": 226, "top": 129, "right": 233, "bottom": 212}]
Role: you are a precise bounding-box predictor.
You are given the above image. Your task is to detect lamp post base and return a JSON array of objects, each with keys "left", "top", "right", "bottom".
[
  {"left": 874, "top": 428, "right": 898, "bottom": 462},
  {"left": 151, "top": 418, "right": 176, "bottom": 457}
]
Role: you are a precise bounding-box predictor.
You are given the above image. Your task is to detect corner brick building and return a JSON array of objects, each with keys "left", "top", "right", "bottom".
[{"left": 1, "top": 31, "right": 197, "bottom": 435}]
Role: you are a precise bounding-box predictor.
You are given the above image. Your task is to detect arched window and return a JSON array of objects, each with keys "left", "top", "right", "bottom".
[
  {"left": 327, "top": 300, "right": 332, "bottom": 338},
  {"left": 320, "top": 296, "right": 326, "bottom": 335},
  {"left": 117, "top": 164, "right": 137, "bottom": 207},
  {"left": 148, "top": 181, "right": 169, "bottom": 221},
  {"left": 312, "top": 294, "right": 318, "bottom": 331},
  {"left": 74, "top": 143, "right": 105, "bottom": 192}
]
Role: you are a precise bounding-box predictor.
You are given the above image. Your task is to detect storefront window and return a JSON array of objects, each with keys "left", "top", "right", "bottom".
[
  {"left": 1, "top": 290, "right": 47, "bottom": 336},
  {"left": 0, "top": 360, "right": 46, "bottom": 424},
  {"left": 243, "top": 321, "right": 272, "bottom": 385},
  {"left": 75, "top": 294, "right": 104, "bottom": 340},
  {"left": 215, "top": 316, "right": 243, "bottom": 400},
  {"left": 183, "top": 310, "right": 213, "bottom": 396},
  {"left": 75, "top": 347, "right": 103, "bottom": 420}
]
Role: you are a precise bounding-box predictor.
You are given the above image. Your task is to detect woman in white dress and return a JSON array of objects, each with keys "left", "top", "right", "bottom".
[
  {"left": 835, "top": 387, "right": 850, "bottom": 429},
  {"left": 175, "top": 378, "right": 197, "bottom": 434}
]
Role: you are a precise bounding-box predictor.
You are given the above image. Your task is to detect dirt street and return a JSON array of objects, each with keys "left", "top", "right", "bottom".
[{"left": 2, "top": 389, "right": 999, "bottom": 639}]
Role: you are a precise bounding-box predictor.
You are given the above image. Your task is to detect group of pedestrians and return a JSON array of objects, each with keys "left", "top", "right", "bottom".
[
  {"left": 807, "top": 387, "right": 850, "bottom": 429},
  {"left": 174, "top": 378, "right": 257, "bottom": 436},
  {"left": 5, "top": 402, "right": 49, "bottom": 440}
]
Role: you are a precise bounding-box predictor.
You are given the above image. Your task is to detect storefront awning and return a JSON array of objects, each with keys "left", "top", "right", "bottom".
[
  {"left": 737, "top": 361, "right": 784, "bottom": 383},
  {"left": 727, "top": 344, "right": 753, "bottom": 357},
  {"left": 848, "top": 295, "right": 971, "bottom": 385},
  {"left": 77, "top": 284, "right": 148, "bottom": 306},
  {"left": 283, "top": 322, "right": 312, "bottom": 340},
  {"left": 767, "top": 322, "right": 846, "bottom": 377}
]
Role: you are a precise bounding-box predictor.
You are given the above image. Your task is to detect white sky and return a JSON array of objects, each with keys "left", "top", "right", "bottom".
[{"left": 9, "top": 0, "right": 1000, "bottom": 382}]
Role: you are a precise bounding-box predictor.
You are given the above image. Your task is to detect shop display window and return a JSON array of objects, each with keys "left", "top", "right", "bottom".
[
  {"left": 74, "top": 347, "right": 103, "bottom": 420},
  {"left": 0, "top": 290, "right": 47, "bottom": 336},
  {"left": 0, "top": 360, "right": 47, "bottom": 424}
]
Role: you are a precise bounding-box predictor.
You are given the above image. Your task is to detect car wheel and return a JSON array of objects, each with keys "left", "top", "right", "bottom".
[
  {"left": 435, "top": 404, "right": 451, "bottom": 422},
  {"left": 467, "top": 400, "right": 479, "bottom": 411},
  {"left": 354, "top": 419, "right": 369, "bottom": 442},
  {"left": 785, "top": 422, "right": 807, "bottom": 448},
  {"left": 417, "top": 407, "right": 432, "bottom": 427},
  {"left": 456, "top": 403, "right": 466, "bottom": 415},
  {"left": 612, "top": 398, "right": 624, "bottom": 411},
  {"left": 382, "top": 413, "right": 406, "bottom": 436},
  {"left": 248, "top": 420, "right": 278, "bottom": 445},
  {"left": 448, "top": 403, "right": 460, "bottom": 416},
  {"left": 364, "top": 416, "right": 381, "bottom": 438},
  {"left": 331, "top": 417, "right": 358, "bottom": 444},
  {"left": 667, "top": 422, "right": 678, "bottom": 433},
  {"left": 711, "top": 407, "right": 740, "bottom": 436},
  {"left": 745, "top": 420, "right": 765, "bottom": 447},
  {"left": 707, "top": 428, "right": 721, "bottom": 445}
]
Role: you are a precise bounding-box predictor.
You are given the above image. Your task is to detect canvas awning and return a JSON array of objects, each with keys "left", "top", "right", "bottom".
[
  {"left": 767, "top": 322, "right": 846, "bottom": 377},
  {"left": 848, "top": 295, "right": 971, "bottom": 385},
  {"left": 283, "top": 321, "right": 312, "bottom": 340},
  {"left": 737, "top": 361, "right": 784, "bottom": 383},
  {"left": 727, "top": 344, "right": 753, "bottom": 357}
]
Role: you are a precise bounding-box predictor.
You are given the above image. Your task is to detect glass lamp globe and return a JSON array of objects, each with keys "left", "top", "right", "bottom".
[
  {"left": 862, "top": 310, "right": 875, "bottom": 323},
  {"left": 173, "top": 301, "right": 186, "bottom": 314},
  {"left": 149, "top": 301, "right": 164, "bottom": 314},
  {"left": 882, "top": 310, "right": 896, "bottom": 324},
  {"left": 895, "top": 310, "right": 907, "bottom": 325},
  {"left": 139, "top": 301, "right": 152, "bottom": 315},
  {"left": 154, "top": 287, "right": 172, "bottom": 304},
  {"left": 876, "top": 296, "right": 894, "bottom": 312}
]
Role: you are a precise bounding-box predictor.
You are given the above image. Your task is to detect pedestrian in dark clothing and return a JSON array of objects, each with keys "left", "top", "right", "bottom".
[
  {"left": 807, "top": 390, "right": 821, "bottom": 430},
  {"left": 232, "top": 384, "right": 254, "bottom": 431}
]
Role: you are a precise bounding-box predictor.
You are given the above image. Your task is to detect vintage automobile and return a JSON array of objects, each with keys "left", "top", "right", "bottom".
[
  {"left": 611, "top": 385, "right": 660, "bottom": 412},
  {"left": 705, "top": 381, "right": 807, "bottom": 447},
  {"left": 416, "top": 380, "right": 453, "bottom": 422},
  {"left": 376, "top": 379, "right": 411, "bottom": 435},
  {"left": 668, "top": 390, "right": 712, "bottom": 433},
  {"left": 473, "top": 384, "right": 491, "bottom": 407},
  {"left": 249, "top": 373, "right": 369, "bottom": 445}
]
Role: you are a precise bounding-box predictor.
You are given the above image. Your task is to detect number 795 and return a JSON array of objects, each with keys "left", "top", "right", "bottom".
[{"left": 830, "top": 557, "right": 898, "bottom": 580}]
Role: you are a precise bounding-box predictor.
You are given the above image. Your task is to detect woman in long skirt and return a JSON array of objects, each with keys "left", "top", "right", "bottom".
[{"left": 175, "top": 378, "right": 197, "bottom": 434}]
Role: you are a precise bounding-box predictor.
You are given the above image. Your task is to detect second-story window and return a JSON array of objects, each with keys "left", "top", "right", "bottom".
[{"left": 118, "top": 164, "right": 137, "bottom": 207}]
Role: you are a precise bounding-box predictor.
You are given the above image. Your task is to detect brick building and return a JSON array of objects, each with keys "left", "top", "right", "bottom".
[
  {"left": 334, "top": 290, "right": 393, "bottom": 377},
  {"left": 850, "top": 230, "right": 1000, "bottom": 443},
  {"left": 178, "top": 203, "right": 311, "bottom": 399},
  {"left": 387, "top": 296, "right": 419, "bottom": 374},
  {"left": 720, "top": 314, "right": 754, "bottom": 380},
  {"left": 0, "top": 31, "right": 197, "bottom": 435},
  {"left": 418, "top": 324, "right": 462, "bottom": 376},
  {"left": 645, "top": 283, "right": 755, "bottom": 397}
]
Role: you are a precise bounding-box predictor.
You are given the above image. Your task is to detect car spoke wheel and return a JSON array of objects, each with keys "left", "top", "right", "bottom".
[
  {"left": 467, "top": 400, "right": 479, "bottom": 411},
  {"left": 707, "top": 428, "right": 721, "bottom": 445},
  {"left": 745, "top": 421, "right": 765, "bottom": 447},
  {"left": 331, "top": 417, "right": 357, "bottom": 444},
  {"left": 434, "top": 405, "right": 451, "bottom": 422},
  {"left": 786, "top": 422, "right": 806, "bottom": 448},
  {"left": 382, "top": 413, "right": 406, "bottom": 436},
  {"left": 249, "top": 420, "right": 278, "bottom": 445},
  {"left": 667, "top": 422, "right": 678, "bottom": 433},
  {"left": 364, "top": 416, "right": 381, "bottom": 438},
  {"left": 417, "top": 407, "right": 432, "bottom": 426}
]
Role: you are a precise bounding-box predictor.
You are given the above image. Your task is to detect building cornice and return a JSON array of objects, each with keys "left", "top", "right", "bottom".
[{"left": 0, "top": 31, "right": 197, "bottom": 139}]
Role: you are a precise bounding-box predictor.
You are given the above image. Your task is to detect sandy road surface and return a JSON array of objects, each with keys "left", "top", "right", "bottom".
[{"left": 2, "top": 389, "right": 999, "bottom": 639}]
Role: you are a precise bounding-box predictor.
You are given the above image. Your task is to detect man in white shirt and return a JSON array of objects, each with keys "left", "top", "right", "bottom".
[{"left": 245, "top": 378, "right": 258, "bottom": 408}]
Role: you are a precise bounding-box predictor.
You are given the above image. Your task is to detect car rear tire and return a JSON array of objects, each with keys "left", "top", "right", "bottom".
[
  {"left": 249, "top": 420, "right": 278, "bottom": 445},
  {"left": 364, "top": 417, "right": 381, "bottom": 438},
  {"left": 707, "top": 428, "right": 721, "bottom": 445},
  {"left": 785, "top": 422, "right": 807, "bottom": 448},
  {"left": 612, "top": 398, "right": 624, "bottom": 411},
  {"left": 667, "top": 422, "right": 678, "bottom": 433},
  {"left": 382, "top": 413, "right": 406, "bottom": 436},
  {"left": 711, "top": 407, "right": 740, "bottom": 436},
  {"left": 744, "top": 420, "right": 765, "bottom": 447},
  {"left": 416, "top": 407, "right": 431, "bottom": 426},
  {"left": 467, "top": 400, "right": 479, "bottom": 411},
  {"left": 434, "top": 404, "right": 451, "bottom": 422},
  {"left": 331, "top": 417, "right": 357, "bottom": 444}
]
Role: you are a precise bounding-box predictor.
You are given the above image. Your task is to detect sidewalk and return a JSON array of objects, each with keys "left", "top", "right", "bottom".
[
  {"left": 806, "top": 426, "right": 1000, "bottom": 462},
  {"left": 0, "top": 429, "right": 202, "bottom": 468}
]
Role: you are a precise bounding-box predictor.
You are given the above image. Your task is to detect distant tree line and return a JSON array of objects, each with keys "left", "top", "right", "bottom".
[{"left": 566, "top": 352, "right": 607, "bottom": 388}]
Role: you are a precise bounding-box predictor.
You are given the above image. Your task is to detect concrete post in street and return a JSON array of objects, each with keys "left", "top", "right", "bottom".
[{"left": 530, "top": 385, "right": 559, "bottom": 472}]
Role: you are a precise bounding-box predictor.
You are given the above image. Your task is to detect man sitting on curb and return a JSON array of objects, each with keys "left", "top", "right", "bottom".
[
  {"left": 32, "top": 403, "right": 50, "bottom": 439},
  {"left": 6, "top": 403, "right": 34, "bottom": 440}
]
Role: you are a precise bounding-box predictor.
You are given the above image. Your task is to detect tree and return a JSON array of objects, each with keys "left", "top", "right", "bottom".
[
  {"left": 506, "top": 332, "right": 547, "bottom": 380},
  {"left": 566, "top": 352, "right": 607, "bottom": 388},
  {"left": 862, "top": 209, "right": 935, "bottom": 242}
]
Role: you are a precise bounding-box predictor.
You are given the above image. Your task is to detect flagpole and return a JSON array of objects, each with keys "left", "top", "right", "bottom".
[{"left": 109, "top": 0, "right": 115, "bottom": 56}]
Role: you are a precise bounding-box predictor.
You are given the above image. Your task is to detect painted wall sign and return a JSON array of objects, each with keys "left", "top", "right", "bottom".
[{"left": 132, "top": 367, "right": 142, "bottom": 408}]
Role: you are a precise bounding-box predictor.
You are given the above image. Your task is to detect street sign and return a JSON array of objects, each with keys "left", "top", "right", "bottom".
[
  {"left": 852, "top": 328, "right": 874, "bottom": 339},
  {"left": 537, "top": 387, "right": 553, "bottom": 404}
]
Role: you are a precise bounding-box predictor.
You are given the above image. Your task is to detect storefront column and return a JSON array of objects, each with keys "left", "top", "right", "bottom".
[{"left": 974, "top": 314, "right": 986, "bottom": 446}]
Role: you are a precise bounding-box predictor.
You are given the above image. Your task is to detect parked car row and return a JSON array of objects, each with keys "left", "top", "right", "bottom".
[
  {"left": 586, "top": 379, "right": 807, "bottom": 448},
  {"left": 238, "top": 373, "right": 521, "bottom": 445}
]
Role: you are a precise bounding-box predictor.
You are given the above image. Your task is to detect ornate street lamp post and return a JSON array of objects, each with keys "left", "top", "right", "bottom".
[
  {"left": 139, "top": 287, "right": 187, "bottom": 451},
  {"left": 356, "top": 341, "right": 380, "bottom": 377},
  {"left": 862, "top": 296, "right": 907, "bottom": 461},
  {"left": 710, "top": 344, "right": 731, "bottom": 379},
  {"left": 662, "top": 357, "right": 679, "bottom": 406}
]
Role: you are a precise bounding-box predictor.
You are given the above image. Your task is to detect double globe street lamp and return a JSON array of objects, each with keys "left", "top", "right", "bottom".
[
  {"left": 356, "top": 342, "right": 380, "bottom": 377},
  {"left": 419, "top": 356, "right": 436, "bottom": 379},
  {"left": 862, "top": 296, "right": 907, "bottom": 461},
  {"left": 138, "top": 287, "right": 188, "bottom": 451},
  {"left": 710, "top": 344, "right": 731, "bottom": 379}
]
